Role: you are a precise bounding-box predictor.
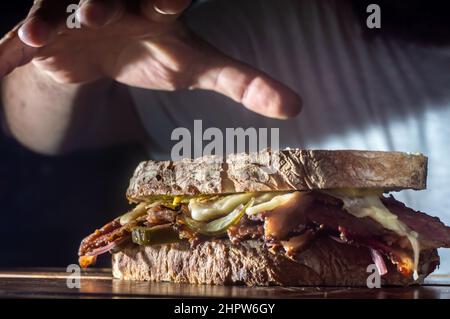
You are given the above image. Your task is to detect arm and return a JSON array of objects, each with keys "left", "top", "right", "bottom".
[
  {"left": 1, "top": 63, "right": 145, "bottom": 155},
  {"left": 0, "top": 0, "right": 302, "bottom": 156}
]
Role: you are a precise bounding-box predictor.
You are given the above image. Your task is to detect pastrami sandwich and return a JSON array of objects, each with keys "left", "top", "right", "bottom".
[{"left": 78, "top": 150, "right": 450, "bottom": 286}]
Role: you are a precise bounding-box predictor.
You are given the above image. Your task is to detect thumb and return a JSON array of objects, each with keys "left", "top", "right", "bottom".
[
  {"left": 0, "top": 23, "right": 38, "bottom": 78},
  {"left": 191, "top": 44, "right": 302, "bottom": 119}
]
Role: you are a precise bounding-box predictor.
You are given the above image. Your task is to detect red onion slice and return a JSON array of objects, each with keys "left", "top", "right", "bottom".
[
  {"left": 86, "top": 238, "right": 126, "bottom": 257},
  {"left": 370, "top": 248, "right": 388, "bottom": 276}
]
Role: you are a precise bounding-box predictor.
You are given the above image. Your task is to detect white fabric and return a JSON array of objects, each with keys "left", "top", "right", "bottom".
[{"left": 129, "top": 0, "right": 450, "bottom": 273}]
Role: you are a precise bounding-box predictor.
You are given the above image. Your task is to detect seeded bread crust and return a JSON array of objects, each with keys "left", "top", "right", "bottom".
[{"left": 126, "top": 150, "right": 427, "bottom": 201}]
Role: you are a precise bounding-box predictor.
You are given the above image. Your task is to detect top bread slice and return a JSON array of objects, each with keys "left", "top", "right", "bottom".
[{"left": 126, "top": 149, "right": 427, "bottom": 202}]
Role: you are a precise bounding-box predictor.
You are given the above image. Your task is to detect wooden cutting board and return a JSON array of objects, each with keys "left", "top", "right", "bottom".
[{"left": 0, "top": 268, "right": 449, "bottom": 299}]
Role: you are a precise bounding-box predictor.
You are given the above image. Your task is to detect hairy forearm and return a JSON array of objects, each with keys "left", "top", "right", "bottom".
[{"left": 1, "top": 63, "right": 116, "bottom": 154}]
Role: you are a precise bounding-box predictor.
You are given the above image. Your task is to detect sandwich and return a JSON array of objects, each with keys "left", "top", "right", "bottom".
[{"left": 78, "top": 149, "right": 450, "bottom": 286}]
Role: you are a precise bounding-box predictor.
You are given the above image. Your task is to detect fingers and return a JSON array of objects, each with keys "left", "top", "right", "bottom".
[
  {"left": 18, "top": 16, "right": 54, "bottom": 48},
  {"left": 194, "top": 51, "right": 302, "bottom": 119},
  {"left": 0, "top": 23, "right": 38, "bottom": 78},
  {"left": 17, "top": 0, "right": 190, "bottom": 48},
  {"left": 18, "top": 0, "right": 72, "bottom": 47},
  {"left": 18, "top": 0, "right": 124, "bottom": 47},
  {"left": 77, "top": 0, "right": 124, "bottom": 28},
  {"left": 141, "top": 0, "right": 191, "bottom": 23}
]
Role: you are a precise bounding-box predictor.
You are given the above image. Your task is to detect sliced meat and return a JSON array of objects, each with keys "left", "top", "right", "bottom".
[
  {"left": 263, "top": 192, "right": 311, "bottom": 240},
  {"left": 79, "top": 205, "right": 182, "bottom": 261},
  {"left": 258, "top": 192, "right": 428, "bottom": 276},
  {"left": 227, "top": 215, "right": 264, "bottom": 244},
  {"left": 78, "top": 219, "right": 125, "bottom": 257},
  {"left": 78, "top": 214, "right": 147, "bottom": 258},
  {"left": 310, "top": 193, "right": 450, "bottom": 251},
  {"left": 382, "top": 195, "right": 450, "bottom": 249},
  {"left": 281, "top": 229, "right": 317, "bottom": 257},
  {"left": 262, "top": 192, "right": 394, "bottom": 242},
  {"left": 307, "top": 196, "right": 394, "bottom": 239},
  {"left": 146, "top": 205, "right": 179, "bottom": 225}
]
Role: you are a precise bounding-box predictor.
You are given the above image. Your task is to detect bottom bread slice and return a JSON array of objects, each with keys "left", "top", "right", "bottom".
[{"left": 112, "top": 238, "right": 437, "bottom": 286}]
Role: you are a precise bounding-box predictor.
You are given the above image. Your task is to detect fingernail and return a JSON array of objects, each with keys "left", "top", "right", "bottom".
[
  {"left": 153, "top": 0, "right": 172, "bottom": 15},
  {"left": 153, "top": 5, "right": 172, "bottom": 15},
  {"left": 154, "top": 0, "right": 189, "bottom": 15},
  {"left": 18, "top": 23, "right": 33, "bottom": 46},
  {"left": 18, "top": 17, "right": 52, "bottom": 48}
]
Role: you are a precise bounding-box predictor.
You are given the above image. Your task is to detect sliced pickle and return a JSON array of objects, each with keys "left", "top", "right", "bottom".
[
  {"left": 179, "top": 198, "right": 255, "bottom": 236},
  {"left": 131, "top": 225, "right": 181, "bottom": 246}
]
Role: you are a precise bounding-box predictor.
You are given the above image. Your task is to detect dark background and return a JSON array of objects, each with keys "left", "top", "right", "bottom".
[{"left": 0, "top": 1, "right": 145, "bottom": 267}]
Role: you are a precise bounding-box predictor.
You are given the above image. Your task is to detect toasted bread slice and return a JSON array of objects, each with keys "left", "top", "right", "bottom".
[
  {"left": 112, "top": 238, "right": 438, "bottom": 286},
  {"left": 126, "top": 150, "right": 427, "bottom": 201}
]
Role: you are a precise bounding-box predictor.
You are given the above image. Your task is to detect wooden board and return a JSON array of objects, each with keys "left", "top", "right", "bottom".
[{"left": 0, "top": 268, "right": 449, "bottom": 299}]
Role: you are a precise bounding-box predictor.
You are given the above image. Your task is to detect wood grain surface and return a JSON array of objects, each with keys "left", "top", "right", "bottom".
[{"left": 0, "top": 268, "right": 449, "bottom": 299}]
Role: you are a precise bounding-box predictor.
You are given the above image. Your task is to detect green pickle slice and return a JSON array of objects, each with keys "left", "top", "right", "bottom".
[
  {"left": 131, "top": 224, "right": 181, "bottom": 246},
  {"left": 179, "top": 198, "right": 255, "bottom": 236}
]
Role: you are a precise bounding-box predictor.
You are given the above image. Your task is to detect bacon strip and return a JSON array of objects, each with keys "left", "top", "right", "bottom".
[
  {"left": 383, "top": 196, "right": 450, "bottom": 249},
  {"left": 78, "top": 219, "right": 124, "bottom": 257}
]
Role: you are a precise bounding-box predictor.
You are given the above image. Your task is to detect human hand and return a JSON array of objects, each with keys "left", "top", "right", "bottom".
[{"left": 0, "top": 0, "right": 302, "bottom": 119}]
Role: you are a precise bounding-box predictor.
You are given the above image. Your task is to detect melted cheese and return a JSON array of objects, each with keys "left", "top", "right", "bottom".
[
  {"left": 189, "top": 192, "right": 293, "bottom": 221},
  {"left": 330, "top": 193, "right": 420, "bottom": 279},
  {"left": 246, "top": 192, "right": 298, "bottom": 215},
  {"left": 189, "top": 193, "right": 255, "bottom": 221}
]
